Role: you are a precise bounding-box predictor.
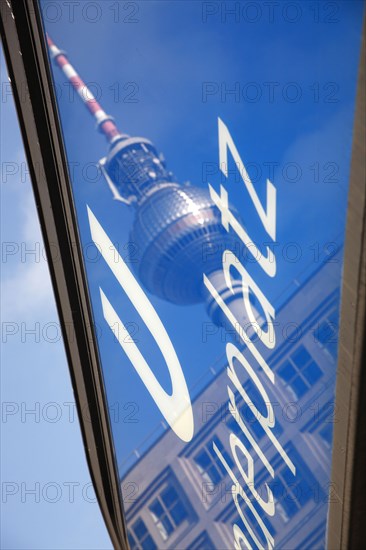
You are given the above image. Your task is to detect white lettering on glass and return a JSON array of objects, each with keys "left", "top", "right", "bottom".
[
  {"left": 87, "top": 206, "right": 194, "bottom": 443},
  {"left": 203, "top": 119, "right": 296, "bottom": 549}
]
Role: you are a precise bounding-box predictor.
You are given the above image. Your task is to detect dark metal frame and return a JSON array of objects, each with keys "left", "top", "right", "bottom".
[
  {"left": 327, "top": 17, "right": 366, "bottom": 550},
  {"left": 0, "top": 1, "right": 128, "bottom": 549},
  {"left": 1, "top": 1, "right": 365, "bottom": 549}
]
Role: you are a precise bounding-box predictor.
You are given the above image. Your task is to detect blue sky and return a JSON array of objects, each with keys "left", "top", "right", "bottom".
[
  {"left": 1, "top": 1, "right": 364, "bottom": 548},
  {"left": 1, "top": 51, "right": 113, "bottom": 549}
]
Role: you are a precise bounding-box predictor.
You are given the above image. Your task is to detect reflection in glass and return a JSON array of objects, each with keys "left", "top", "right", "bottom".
[{"left": 40, "top": 1, "right": 363, "bottom": 547}]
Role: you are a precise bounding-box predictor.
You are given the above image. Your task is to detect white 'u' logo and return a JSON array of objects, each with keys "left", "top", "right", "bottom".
[{"left": 87, "top": 206, "right": 194, "bottom": 443}]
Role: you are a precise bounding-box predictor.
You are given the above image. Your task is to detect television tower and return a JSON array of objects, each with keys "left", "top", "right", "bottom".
[{"left": 47, "top": 36, "right": 255, "bottom": 332}]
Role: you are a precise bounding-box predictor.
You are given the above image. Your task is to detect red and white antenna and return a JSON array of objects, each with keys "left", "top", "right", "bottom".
[{"left": 47, "top": 35, "right": 123, "bottom": 144}]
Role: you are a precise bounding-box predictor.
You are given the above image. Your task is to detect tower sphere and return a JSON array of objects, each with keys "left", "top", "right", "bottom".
[
  {"left": 105, "top": 136, "right": 240, "bottom": 305},
  {"left": 130, "top": 185, "right": 239, "bottom": 305}
]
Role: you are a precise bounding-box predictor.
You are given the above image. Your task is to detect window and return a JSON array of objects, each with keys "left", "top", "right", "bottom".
[
  {"left": 227, "top": 441, "right": 321, "bottom": 544},
  {"left": 314, "top": 309, "right": 339, "bottom": 360},
  {"left": 319, "top": 423, "right": 333, "bottom": 448},
  {"left": 189, "top": 531, "right": 215, "bottom": 550},
  {"left": 230, "top": 504, "right": 276, "bottom": 547},
  {"left": 128, "top": 518, "right": 157, "bottom": 550},
  {"left": 194, "top": 435, "right": 233, "bottom": 485},
  {"left": 273, "top": 444, "right": 323, "bottom": 523},
  {"left": 226, "top": 385, "right": 283, "bottom": 441},
  {"left": 305, "top": 401, "right": 335, "bottom": 449},
  {"left": 149, "top": 483, "right": 189, "bottom": 541},
  {"left": 278, "top": 345, "right": 322, "bottom": 399}
]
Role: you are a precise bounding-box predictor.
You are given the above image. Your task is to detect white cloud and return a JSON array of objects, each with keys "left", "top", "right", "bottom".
[{"left": 1, "top": 184, "right": 56, "bottom": 321}]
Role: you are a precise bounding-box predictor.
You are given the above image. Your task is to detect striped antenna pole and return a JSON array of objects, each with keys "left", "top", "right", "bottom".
[{"left": 47, "top": 35, "right": 122, "bottom": 144}]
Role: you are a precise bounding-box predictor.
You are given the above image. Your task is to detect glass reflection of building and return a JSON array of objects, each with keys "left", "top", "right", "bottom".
[{"left": 121, "top": 249, "right": 341, "bottom": 550}]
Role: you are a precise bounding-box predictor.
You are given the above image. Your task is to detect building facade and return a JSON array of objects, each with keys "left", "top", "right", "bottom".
[{"left": 121, "top": 251, "right": 341, "bottom": 550}]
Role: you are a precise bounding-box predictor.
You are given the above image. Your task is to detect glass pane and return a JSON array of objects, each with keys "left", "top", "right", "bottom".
[
  {"left": 133, "top": 518, "right": 148, "bottom": 538},
  {"left": 156, "top": 517, "right": 173, "bottom": 540},
  {"left": 170, "top": 501, "right": 188, "bottom": 526},
  {"left": 292, "top": 346, "right": 312, "bottom": 368},
  {"left": 303, "top": 361, "right": 322, "bottom": 384},
  {"left": 38, "top": 2, "right": 364, "bottom": 548},
  {"left": 161, "top": 486, "right": 178, "bottom": 508},
  {"left": 149, "top": 500, "right": 164, "bottom": 521},
  {"left": 141, "top": 536, "right": 157, "bottom": 550}
]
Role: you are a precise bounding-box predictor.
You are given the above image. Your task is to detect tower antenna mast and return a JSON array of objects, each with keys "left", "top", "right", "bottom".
[{"left": 47, "top": 35, "right": 122, "bottom": 144}]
